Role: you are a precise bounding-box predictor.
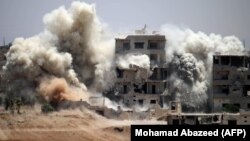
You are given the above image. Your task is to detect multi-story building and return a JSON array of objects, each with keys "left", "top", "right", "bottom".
[
  {"left": 212, "top": 55, "right": 250, "bottom": 112},
  {"left": 113, "top": 34, "right": 169, "bottom": 109}
]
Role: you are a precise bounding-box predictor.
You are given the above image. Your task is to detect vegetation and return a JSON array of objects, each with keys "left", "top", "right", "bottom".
[
  {"left": 4, "top": 97, "right": 22, "bottom": 114},
  {"left": 41, "top": 103, "right": 55, "bottom": 113},
  {"left": 0, "top": 97, "right": 2, "bottom": 105},
  {"left": 223, "top": 104, "right": 240, "bottom": 113}
]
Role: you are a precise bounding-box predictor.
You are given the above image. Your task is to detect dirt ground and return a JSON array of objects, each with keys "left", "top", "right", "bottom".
[
  {"left": 0, "top": 105, "right": 131, "bottom": 141},
  {"left": 0, "top": 105, "right": 166, "bottom": 141}
]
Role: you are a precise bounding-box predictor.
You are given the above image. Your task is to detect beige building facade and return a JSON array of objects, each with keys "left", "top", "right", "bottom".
[{"left": 115, "top": 35, "right": 169, "bottom": 108}]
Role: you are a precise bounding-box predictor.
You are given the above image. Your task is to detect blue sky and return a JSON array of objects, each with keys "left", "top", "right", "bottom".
[{"left": 0, "top": 0, "right": 250, "bottom": 47}]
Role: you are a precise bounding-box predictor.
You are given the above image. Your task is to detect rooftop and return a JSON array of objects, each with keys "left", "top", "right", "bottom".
[{"left": 116, "top": 34, "right": 166, "bottom": 41}]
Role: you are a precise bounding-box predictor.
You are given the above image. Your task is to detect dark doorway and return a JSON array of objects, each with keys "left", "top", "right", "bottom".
[
  {"left": 228, "top": 120, "right": 237, "bottom": 125},
  {"left": 123, "top": 85, "right": 127, "bottom": 94},
  {"left": 142, "top": 83, "right": 147, "bottom": 93},
  {"left": 172, "top": 119, "right": 179, "bottom": 125},
  {"left": 152, "top": 85, "right": 156, "bottom": 94},
  {"left": 138, "top": 99, "right": 144, "bottom": 106},
  {"left": 150, "top": 100, "right": 156, "bottom": 104}
]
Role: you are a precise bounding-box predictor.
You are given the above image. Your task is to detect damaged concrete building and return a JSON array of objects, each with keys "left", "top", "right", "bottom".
[
  {"left": 212, "top": 55, "right": 250, "bottom": 112},
  {"left": 161, "top": 101, "right": 250, "bottom": 125},
  {"left": 114, "top": 34, "right": 169, "bottom": 109}
]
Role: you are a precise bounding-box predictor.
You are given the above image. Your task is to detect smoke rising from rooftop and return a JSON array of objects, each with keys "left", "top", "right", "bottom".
[
  {"left": 116, "top": 53, "right": 150, "bottom": 71},
  {"left": 161, "top": 24, "right": 245, "bottom": 110}
]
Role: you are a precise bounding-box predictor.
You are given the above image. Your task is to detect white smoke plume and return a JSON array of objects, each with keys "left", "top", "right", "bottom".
[
  {"left": 116, "top": 53, "right": 150, "bottom": 71},
  {"left": 116, "top": 53, "right": 151, "bottom": 84},
  {"left": 2, "top": 1, "right": 246, "bottom": 112},
  {"left": 3, "top": 1, "right": 114, "bottom": 104},
  {"left": 161, "top": 24, "right": 245, "bottom": 111}
]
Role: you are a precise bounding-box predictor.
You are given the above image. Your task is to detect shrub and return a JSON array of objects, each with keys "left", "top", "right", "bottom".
[
  {"left": 0, "top": 97, "right": 2, "bottom": 105},
  {"left": 223, "top": 104, "right": 239, "bottom": 113},
  {"left": 41, "top": 103, "right": 54, "bottom": 113}
]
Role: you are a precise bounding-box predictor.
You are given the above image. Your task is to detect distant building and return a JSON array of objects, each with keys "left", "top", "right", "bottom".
[
  {"left": 113, "top": 34, "right": 169, "bottom": 108},
  {"left": 0, "top": 45, "right": 10, "bottom": 67},
  {"left": 0, "top": 44, "right": 10, "bottom": 93},
  {"left": 162, "top": 101, "right": 250, "bottom": 125},
  {"left": 212, "top": 55, "right": 250, "bottom": 112}
]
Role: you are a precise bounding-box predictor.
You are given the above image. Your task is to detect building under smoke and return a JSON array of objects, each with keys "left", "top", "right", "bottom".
[
  {"left": 107, "top": 30, "right": 249, "bottom": 113},
  {"left": 212, "top": 55, "right": 250, "bottom": 112},
  {"left": 108, "top": 33, "right": 170, "bottom": 109}
]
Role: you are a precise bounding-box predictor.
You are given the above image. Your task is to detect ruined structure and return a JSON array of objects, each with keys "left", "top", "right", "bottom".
[
  {"left": 212, "top": 55, "right": 250, "bottom": 112},
  {"left": 0, "top": 44, "right": 10, "bottom": 93},
  {"left": 160, "top": 101, "right": 250, "bottom": 125},
  {"left": 113, "top": 34, "right": 169, "bottom": 109}
]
